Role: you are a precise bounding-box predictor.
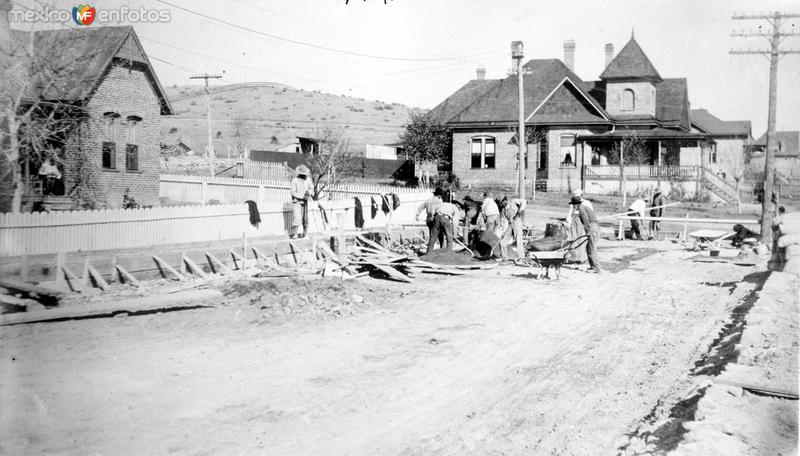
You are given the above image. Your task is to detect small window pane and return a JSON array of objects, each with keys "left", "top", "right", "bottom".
[
  {"left": 126, "top": 144, "right": 139, "bottom": 171},
  {"left": 102, "top": 142, "right": 115, "bottom": 169}
]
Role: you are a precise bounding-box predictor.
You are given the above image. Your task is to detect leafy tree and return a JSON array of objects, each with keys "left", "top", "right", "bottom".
[{"left": 399, "top": 110, "right": 451, "bottom": 167}]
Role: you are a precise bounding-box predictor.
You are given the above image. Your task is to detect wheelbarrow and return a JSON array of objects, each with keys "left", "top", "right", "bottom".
[{"left": 517, "top": 234, "right": 590, "bottom": 280}]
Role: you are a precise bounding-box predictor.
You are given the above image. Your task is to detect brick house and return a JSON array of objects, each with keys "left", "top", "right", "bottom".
[
  {"left": 428, "top": 35, "right": 750, "bottom": 201},
  {"left": 5, "top": 21, "right": 171, "bottom": 210}
]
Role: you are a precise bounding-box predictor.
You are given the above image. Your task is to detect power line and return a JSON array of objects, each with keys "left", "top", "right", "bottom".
[
  {"left": 730, "top": 11, "right": 800, "bottom": 245},
  {"left": 149, "top": 55, "right": 200, "bottom": 73},
  {"left": 153, "top": 0, "right": 505, "bottom": 62},
  {"left": 231, "top": 0, "right": 503, "bottom": 60}
]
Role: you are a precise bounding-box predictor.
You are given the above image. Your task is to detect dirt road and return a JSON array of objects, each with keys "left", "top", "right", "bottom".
[{"left": 0, "top": 241, "right": 762, "bottom": 455}]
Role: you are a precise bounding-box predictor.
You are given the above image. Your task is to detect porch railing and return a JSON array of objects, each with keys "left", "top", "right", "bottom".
[
  {"left": 700, "top": 169, "right": 739, "bottom": 203},
  {"left": 584, "top": 165, "right": 700, "bottom": 179}
]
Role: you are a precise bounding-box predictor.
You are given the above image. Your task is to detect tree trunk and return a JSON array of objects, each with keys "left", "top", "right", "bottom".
[
  {"left": 735, "top": 179, "right": 742, "bottom": 214},
  {"left": 7, "top": 110, "right": 22, "bottom": 213}
]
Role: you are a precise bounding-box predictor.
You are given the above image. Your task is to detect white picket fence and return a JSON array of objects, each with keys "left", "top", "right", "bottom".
[
  {"left": 159, "top": 173, "right": 425, "bottom": 205},
  {"left": 0, "top": 192, "right": 430, "bottom": 257}
]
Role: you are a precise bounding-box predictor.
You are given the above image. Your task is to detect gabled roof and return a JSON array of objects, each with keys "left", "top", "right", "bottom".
[
  {"left": 600, "top": 37, "right": 662, "bottom": 81},
  {"left": 7, "top": 26, "right": 171, "bottom": 114},
  {"left": 753, "top": 131, "right": 800, "bottom": 157},
  {"left": 440, "top": 59, "right": 609, "bottom": 125},
  {"left": 690, "top": 109, "right": 751, "bottom": 137},
  {"left": 427, "top": 79, "right": 500, "bottom": 124}
]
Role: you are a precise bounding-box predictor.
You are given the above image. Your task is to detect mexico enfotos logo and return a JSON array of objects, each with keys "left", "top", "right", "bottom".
[{"left": 10, "top": 4, "right": 171, "bottom": 25}]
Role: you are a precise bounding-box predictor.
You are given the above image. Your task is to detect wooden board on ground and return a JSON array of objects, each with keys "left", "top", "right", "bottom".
[
  {"left": 715, "top": 363, "right": 798, "bottom": 399},
  {"left": 0, "top": 278, "right": 65, "bottom": 300},
  {"left": 316, "top": 242, "right": 360, "bottom": 275},
  {"left": 1, "top": 289, "right": 223, "bottom": 326}
]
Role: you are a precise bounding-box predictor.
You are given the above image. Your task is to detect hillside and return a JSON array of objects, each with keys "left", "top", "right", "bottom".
[{"left": 161, "top": 83, "right": 415, "bottom": 158}]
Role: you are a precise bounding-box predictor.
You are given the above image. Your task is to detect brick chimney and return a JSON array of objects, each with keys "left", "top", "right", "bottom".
[
  {"left": 604, "top": 43, "right": 614, "bottom": 68},
  {"left": 0, "top": 0, "right": 12, "bottom": 53},
  {"left": 476, "top": 67, "right": 486, "bottom": 80},
  {"left": 563, "top": 39, "right": 576, "bottom": 72}
]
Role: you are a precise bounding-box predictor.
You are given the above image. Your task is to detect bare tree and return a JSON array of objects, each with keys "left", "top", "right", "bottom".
[
  {"left": 1, "top": 29, "right": 99, "bottom": 212},
  {"left": 303, "top": 127, "right": 357, "bottom": 200},
  {"left": 230, "top": 112, "right": 250, "bottom": 160}
]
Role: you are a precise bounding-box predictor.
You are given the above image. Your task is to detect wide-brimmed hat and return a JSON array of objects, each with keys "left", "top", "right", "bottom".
[
  {"left": 570, "top": 196, "right": 582, "bottom": 205},
  {"left": 653, "top": 188, "right": 662, "bottom": 195},
  {"left": 295, "top": 165, "right": 311, "bottom": 176}
]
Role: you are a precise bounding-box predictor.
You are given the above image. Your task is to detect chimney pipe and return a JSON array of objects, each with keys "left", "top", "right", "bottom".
[
  {"left": 476, "top": 67, "right": 486, "bottom": 80},
  {"left": 563, "top": 39, "right": 576, "bottom": 72},
  {"left": 604, "top": 43, "right": 614, "bottom": 68},
  {"left": 0, "top": 0, "right": 12, "bottom": 53}
]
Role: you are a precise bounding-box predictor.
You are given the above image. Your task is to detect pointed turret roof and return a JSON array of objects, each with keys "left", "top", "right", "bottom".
[{"left": 599, "top": 36, "right": 662, "bottom": 81}]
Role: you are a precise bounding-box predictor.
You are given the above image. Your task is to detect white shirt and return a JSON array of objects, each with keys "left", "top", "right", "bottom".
[{"left": 629, "top": 199, "right": 646, "bottom": 218}]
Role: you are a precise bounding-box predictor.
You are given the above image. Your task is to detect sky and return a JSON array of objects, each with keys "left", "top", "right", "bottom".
[{"left": 9, "top": 0, "right": 800, "bottom": 135}]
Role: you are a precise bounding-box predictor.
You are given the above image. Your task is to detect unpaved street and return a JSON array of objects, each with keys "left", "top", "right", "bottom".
[{"left": 0, "top": 241, "right": 763, "bottom": 455}]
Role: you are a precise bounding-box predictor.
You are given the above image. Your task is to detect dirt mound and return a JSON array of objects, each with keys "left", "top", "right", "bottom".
[
  {"left": 420, "top": 249, "right": 482, "bottom": 266},
  {"left": 219, "top": 276, "right": 403, "bottom": 324}
]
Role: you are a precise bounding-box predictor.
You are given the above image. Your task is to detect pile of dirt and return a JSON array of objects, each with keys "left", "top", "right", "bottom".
[
  {"left": 218, "top": 276, "right": 405, "bottom": 324},
  {"left": 420, "top": 249, "right": 482, "bottom": 266}
]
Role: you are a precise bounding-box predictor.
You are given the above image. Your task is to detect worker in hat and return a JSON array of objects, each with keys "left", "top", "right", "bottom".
[
  {"left": 649, "top": 188, "right": 665, "bottom": 238},
  {"left": 571, "top": 193, "right": 602, "bottom": 273},
  {"left": 417, "top": 187, "right": 444, "bottom": 248},
  {"left": 480, "top": 192, "right": 500, "bottom": 232},
  {"left": 290, "top": 165, "right": 313, "bottom": 238}
]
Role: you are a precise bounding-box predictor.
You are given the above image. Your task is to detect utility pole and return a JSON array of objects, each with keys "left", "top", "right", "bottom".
[
  {"left": 190, "top": 73, "right": 223, "bottom": 177},
  {"left": 731, "top": 11, "right": 799, "bottom": 245},
  {"left": 511, "top": 41, "right": 526, "bottom": 200}
]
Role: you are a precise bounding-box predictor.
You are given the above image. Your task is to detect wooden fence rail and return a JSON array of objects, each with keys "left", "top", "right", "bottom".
[
  {"left": 159, "top": 173, "right": 425, "bottom": 205},
  {"left": 0, "top": 192, "right": 431, "bottom": 257}
]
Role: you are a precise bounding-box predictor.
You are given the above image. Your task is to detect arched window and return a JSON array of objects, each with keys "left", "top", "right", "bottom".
[
  {"left": 102, "top": 112, "right": 120, "bottom": 169},
  {"left": 622, "top": 89, "right": 635, "bottom": 111},
  {"left": 470, "top": 136, "right": 495, "bottom": 169},
  {"left": 125, "top": 115, "right": 142, "bottom": 171}
]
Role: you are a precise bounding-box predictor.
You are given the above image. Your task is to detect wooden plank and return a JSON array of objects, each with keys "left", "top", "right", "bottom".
[
  {"left": 182, "top": 255, "right": 211, "bottom": 279},
  {"left": 288, "top": 240, "right": 315, "bottom": 266},
  {"left": 251, "top": 246, "right": 291, "bottom": 272},
  {"left": 715, "top": 363, "right": 798, "bottom": 399},
  {"left": 115, "top": 265, "right": 142, "bottom": 288},
  {"left": 206, "top": 252, "right": 233, "bottom": 276},
  {"left": 152, "top": 255, "right": 186, "bottom": 281},
  {"left": 86, "top": 264, "right": 110, "bottom": 291},
  {"left": 0, "top": 278, "right": 65, "bottom": 299},
  {"left": 229, "top": 249, "right": 244, "bottom": 270},
  {"left": 366, "top": 262, "right": 413, "bottom": 283},
  {"left": 316, "top": 242, "right": 359, "bottom": 275},
  {"left": 1, "top": 289, "right": 223, "bottom": 326},
  {"left": 61, "top": 264, "right": 86, "bottom": 292},
  {"left": 356, "top": 234, "right": 394, "bottom": 254}
]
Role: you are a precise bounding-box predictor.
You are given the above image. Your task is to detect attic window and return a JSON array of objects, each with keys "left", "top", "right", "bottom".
[{"left": 622, "top": 89, "right": 635, "bottom": 111}]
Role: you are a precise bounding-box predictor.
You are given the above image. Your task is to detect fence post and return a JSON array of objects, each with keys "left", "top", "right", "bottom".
[{"left": 683, "top": 213, "right": 689, "bottom": 242}]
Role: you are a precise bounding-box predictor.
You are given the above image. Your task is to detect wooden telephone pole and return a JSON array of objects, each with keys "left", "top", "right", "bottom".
[
  {"left": 190, "top": 73, "right": 223, "bottom": 177},
  {"left": 511, "top": 41, "right": 526, "bottom": 200},
  {"left": 730, "top": 11, "right": 799, "bottom": 245}
]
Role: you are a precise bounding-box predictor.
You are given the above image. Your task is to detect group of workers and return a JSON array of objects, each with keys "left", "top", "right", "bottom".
[
  {"left": 417, "top": 187, "right": 669, "bottom": 275},
  {"left": 625, "top": 189, "right": 665, "bottom": 241},
  {"left": 416, "top": 188, "right": 528, "bottom": 260}
]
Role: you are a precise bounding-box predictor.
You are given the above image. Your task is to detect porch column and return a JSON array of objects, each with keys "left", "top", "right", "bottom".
[
  {"left": 657, "top": 140, "right": 662, "bottom": 166},
  {"left": 580, "top": 141, "right": 585, "bottom": 191}
]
